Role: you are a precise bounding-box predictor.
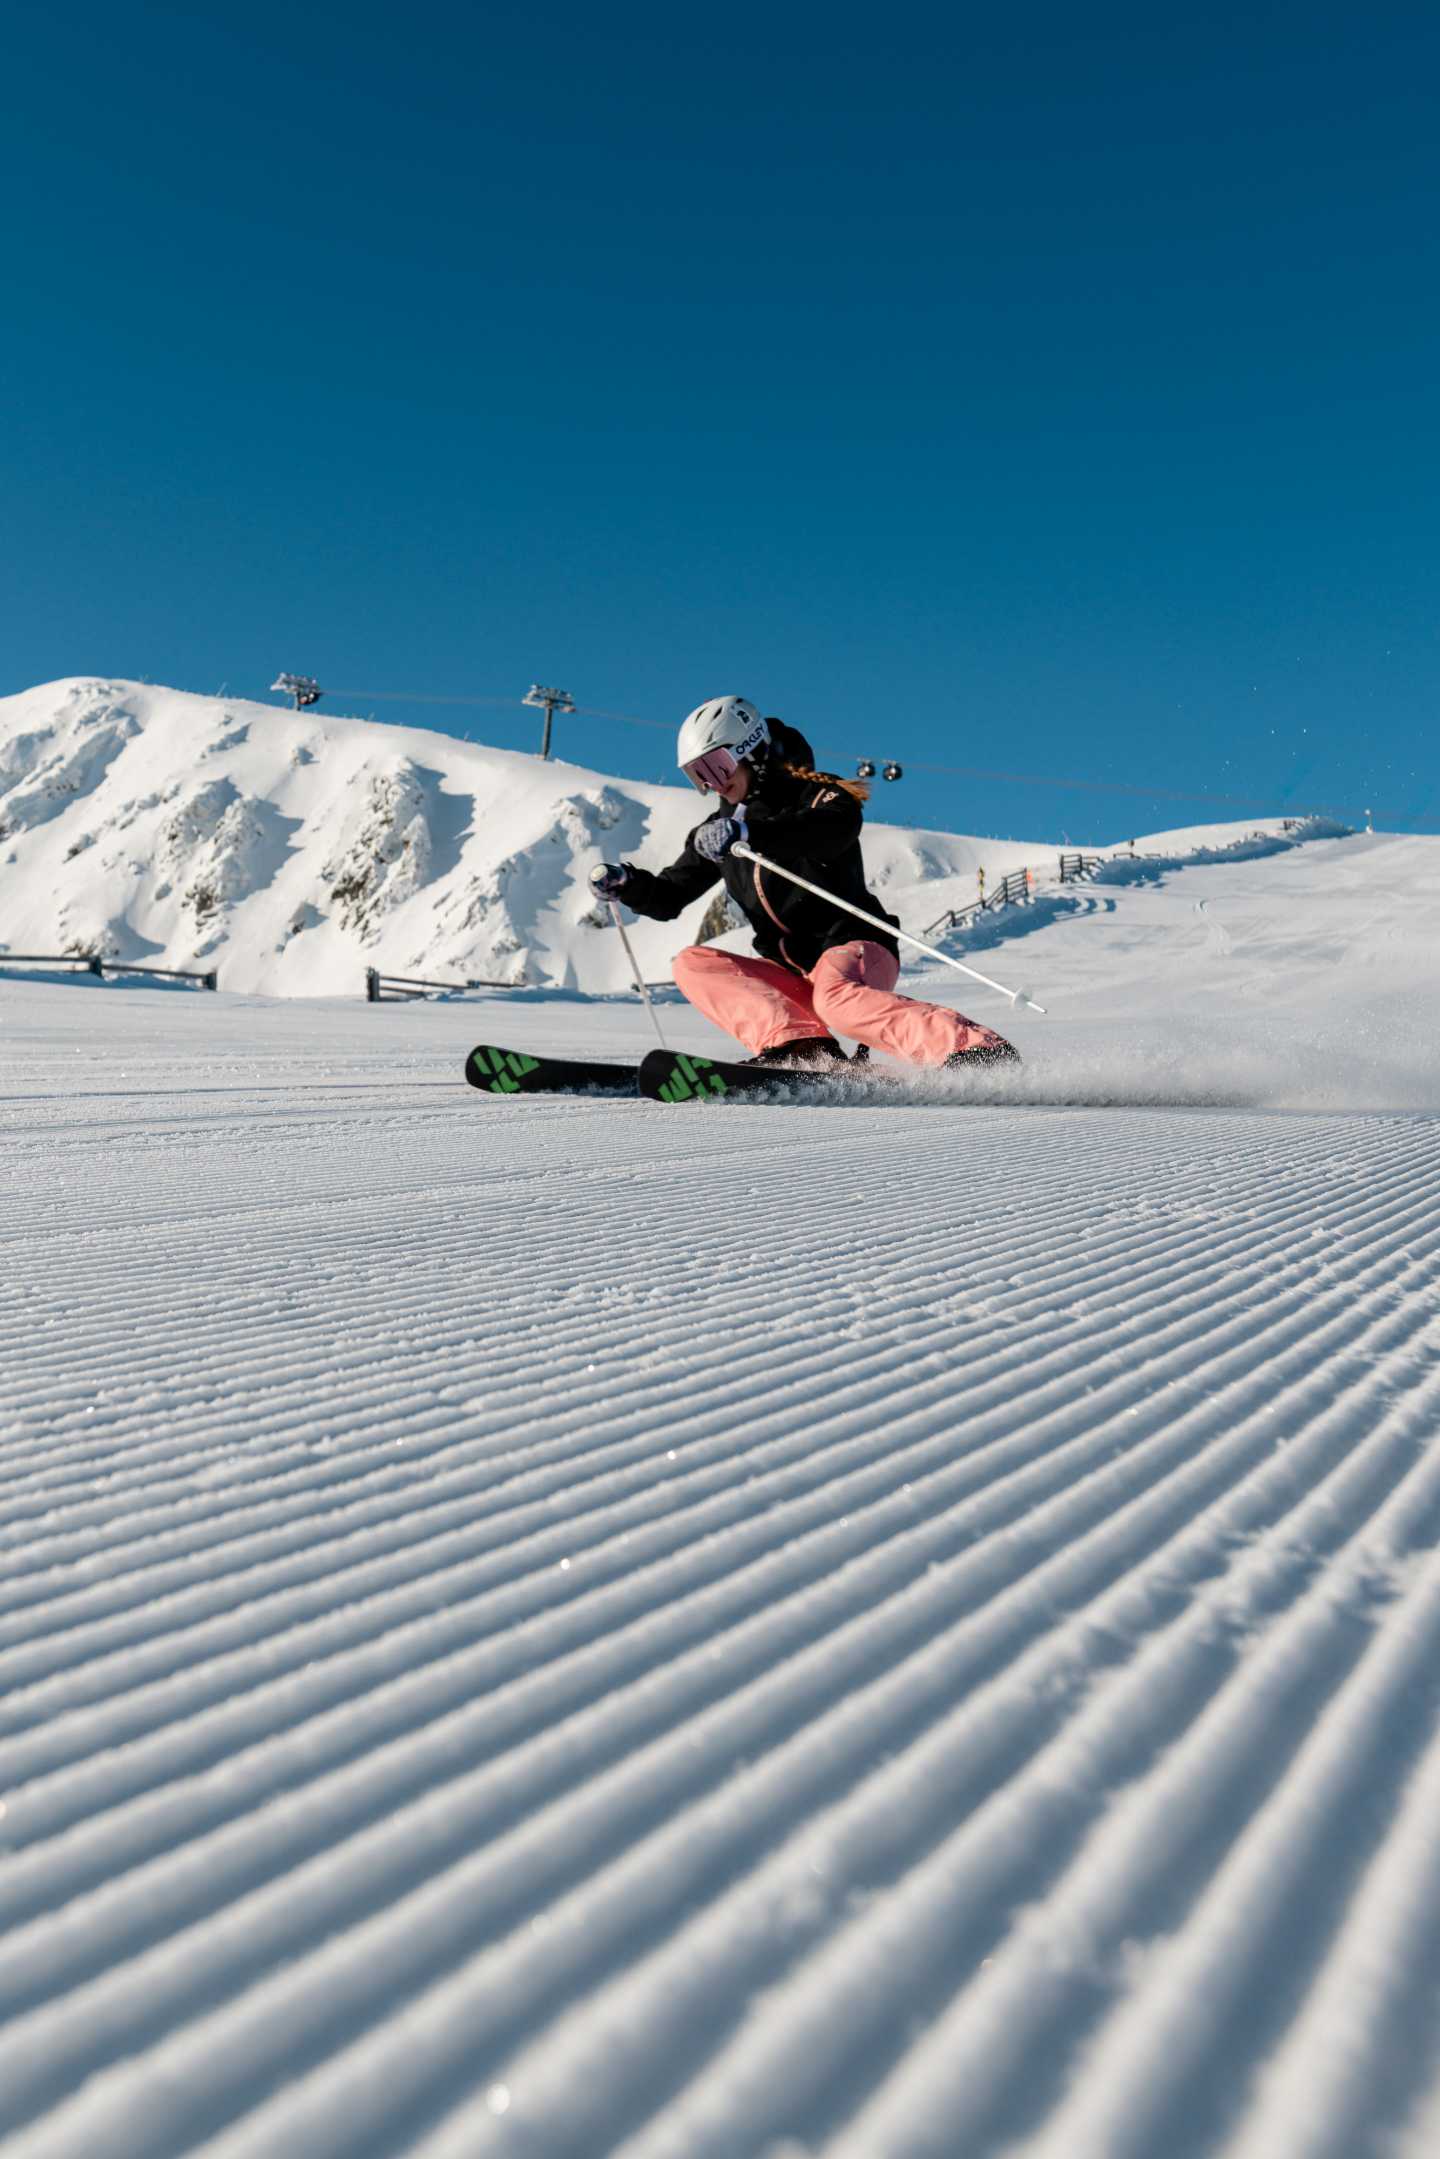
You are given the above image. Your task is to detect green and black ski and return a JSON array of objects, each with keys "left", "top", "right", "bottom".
[
  {"left": 637, "top": 1049, "right": 1223, "bottom": 1113},
  {"left": 638, "top": 1049, "right": 855, "bottom": 1103},
  {"left": 465, "top": 1043, "right": 859, "bottom": 1102},
  {"left": 464, "top": 1044, "right": 638, "bottom": 1097}
]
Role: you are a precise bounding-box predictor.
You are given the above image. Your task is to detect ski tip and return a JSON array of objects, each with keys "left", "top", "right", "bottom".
[
  {"left": 465, "top": 1044, "right": 542, "bottom": 1094},
  {"left": 466, "top": 1044, "right": 640, "bottom": 1098}
]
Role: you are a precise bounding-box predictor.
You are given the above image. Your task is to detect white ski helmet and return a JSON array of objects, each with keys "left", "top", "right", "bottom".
[{"left": 676, "top": 695, "right": 770, "bottom": 793}]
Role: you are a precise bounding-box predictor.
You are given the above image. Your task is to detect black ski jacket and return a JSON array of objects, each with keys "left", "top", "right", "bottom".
[{"left": 619, "top": 725, "right": 900, "bottom": 977}]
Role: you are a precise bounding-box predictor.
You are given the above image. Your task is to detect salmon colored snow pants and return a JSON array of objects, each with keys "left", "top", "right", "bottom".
[{"left": 672, "top": 939, "right": 1010, "bottom": 1067}]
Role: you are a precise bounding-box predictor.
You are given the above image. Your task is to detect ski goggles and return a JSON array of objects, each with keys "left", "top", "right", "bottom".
[
  {"left": 681, "top": 718, "right": 769, "bottom": 793},
  {"left": 682, "top": 746, "right": 741, "bottom": 794}
]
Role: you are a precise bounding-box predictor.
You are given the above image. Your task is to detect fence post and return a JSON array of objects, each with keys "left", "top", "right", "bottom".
[
  {"left": 204, "top": 970, "right": 218, "bottom": 992},
  {"left": 88, "top": 956, "right": 104, "bottom": 977},
  {"left": 366, "top": 968, "right": 381, "bottom": 1003}
]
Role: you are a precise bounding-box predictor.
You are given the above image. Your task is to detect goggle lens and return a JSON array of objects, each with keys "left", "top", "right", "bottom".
[{"left": 682, "top": 747, "right": 739, "bottom": 794}]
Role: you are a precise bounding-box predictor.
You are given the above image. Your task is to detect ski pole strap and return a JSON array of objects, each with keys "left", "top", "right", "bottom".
[{"left": 731, "top": 844, "right": 1046, "bottom": 1012}]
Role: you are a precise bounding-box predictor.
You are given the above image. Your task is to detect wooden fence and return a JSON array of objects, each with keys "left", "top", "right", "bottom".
[
  {"left": 365, "top": 968, "right": 516, "bottom": 1002},
  {"left": 0, "top": 953, "right": 218, "bottom": 989},
  {"left": 920, "top": 821, "right": 1327, "bottom": 942}
]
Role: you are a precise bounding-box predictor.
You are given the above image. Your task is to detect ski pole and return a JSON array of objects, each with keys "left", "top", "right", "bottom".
[
  {"left": 608, "top": 900, "right": 670, "bottom": 1047},
  {"left": 731, "top": 844, "right": 1047, "bottom": 1013}
]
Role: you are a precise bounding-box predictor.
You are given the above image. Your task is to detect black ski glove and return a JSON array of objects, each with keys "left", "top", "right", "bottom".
[{"left": 590, "top": 862, "right": 632, "bottom": 900}]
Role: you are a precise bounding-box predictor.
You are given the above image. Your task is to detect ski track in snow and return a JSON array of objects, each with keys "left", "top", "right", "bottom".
[{"left": 2, "top": 990, "right": 1440, "bottom": 2159}]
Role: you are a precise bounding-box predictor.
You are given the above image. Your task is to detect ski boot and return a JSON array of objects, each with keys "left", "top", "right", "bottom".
[{"left": 742, "top": 1036, "right": 848, "bottom": 1071}]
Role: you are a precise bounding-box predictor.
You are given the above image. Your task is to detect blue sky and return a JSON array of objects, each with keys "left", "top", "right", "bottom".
[{"left": 3, "top": 0, "right": 1437, "bottom": 840}]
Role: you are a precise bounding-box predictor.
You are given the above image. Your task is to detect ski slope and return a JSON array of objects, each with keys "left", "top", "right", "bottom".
[{"left": 2, "top": 829, "right": 1440, "bottom": 2159}]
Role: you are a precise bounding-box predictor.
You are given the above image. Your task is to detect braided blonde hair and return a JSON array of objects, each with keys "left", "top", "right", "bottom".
[{"left": 777, "top": 761, "right": 871, "bottom": 804}]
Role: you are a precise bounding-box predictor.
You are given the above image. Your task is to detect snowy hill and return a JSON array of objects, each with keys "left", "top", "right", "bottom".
[
  {"left": 0, "top": 678, "right": 1061, "bottom": 996},
  {"left": 942, "top": 823, "right": 1440, "bottom": 1113}
]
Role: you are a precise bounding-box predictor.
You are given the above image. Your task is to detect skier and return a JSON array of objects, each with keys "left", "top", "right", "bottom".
[{"left": 590, "top": 696, "right": 1018, "bottom": 1072}]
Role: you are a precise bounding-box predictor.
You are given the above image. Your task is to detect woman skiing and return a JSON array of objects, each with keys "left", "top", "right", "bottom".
[{"left": 590, "top": 696, "right": 1017, "bottom": 1072}]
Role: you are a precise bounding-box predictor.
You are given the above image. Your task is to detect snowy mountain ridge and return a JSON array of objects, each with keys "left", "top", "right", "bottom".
[{"left": 0, "top": 677, "right": 1317, "bottom": 999}]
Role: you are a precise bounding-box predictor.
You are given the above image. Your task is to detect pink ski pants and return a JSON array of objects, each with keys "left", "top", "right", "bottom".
[{"left": 672, "top": 939, "right": 1011, "bottom": 1067}]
